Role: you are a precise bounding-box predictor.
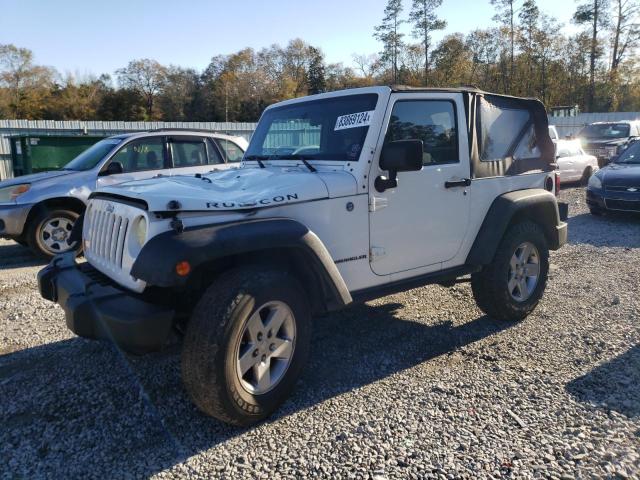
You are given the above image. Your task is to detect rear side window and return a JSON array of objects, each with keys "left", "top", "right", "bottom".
[
  {"left": 216, "top": 139, "right": 244, "bottom": 162},
  {"left": 479, "top": 97, "right": 535, "bottom": 162},
  {"left": 170, "top": 138, "right": 223, "bottom": 167},
  {"left": 385, "top": 100, "right": 458, "bottom": 165}
]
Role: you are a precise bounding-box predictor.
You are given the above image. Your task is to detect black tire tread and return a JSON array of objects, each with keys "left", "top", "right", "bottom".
[
  {"left": 182, "top": 266, "right": 309, "bottom": 426},
  {"left": 471, "top": 221, "right": 549, "bottom": 322}
]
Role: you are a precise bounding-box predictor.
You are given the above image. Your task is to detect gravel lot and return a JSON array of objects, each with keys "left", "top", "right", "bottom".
[{"left": 1, "top": 186, "right": 639, "bottom": 479}]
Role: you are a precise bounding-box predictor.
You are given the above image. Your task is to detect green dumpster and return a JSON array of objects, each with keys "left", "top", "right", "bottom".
[{"left": 10, "top": 135, "right": 106, "bottom": 176}]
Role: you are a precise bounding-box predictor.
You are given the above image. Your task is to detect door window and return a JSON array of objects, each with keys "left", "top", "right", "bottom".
[
  {"left": 215, "top": 139, "right": 244, "bottom": 162},
  {"left": 109, "top": 138, "right": 165, "bottom": 173},
  {"left": 385, "top": 100, "right": 458, "bottom": 165},
  {"left": 170, "top": 139, "right": 211, "bottom": 167}
]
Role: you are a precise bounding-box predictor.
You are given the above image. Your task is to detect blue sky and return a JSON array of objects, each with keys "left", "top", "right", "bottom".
[{"left": 0, "top": 0, "right": 580, "bottom": 78}]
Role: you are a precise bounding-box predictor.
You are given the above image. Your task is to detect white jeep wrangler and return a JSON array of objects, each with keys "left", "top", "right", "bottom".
[{"left": 39, "top": 86, "right": 567, "bottom": 425}]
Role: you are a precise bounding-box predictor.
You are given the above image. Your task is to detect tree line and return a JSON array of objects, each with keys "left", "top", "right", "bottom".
[{"left": 0, "top": 0, "right": 638, "bottom": 122}]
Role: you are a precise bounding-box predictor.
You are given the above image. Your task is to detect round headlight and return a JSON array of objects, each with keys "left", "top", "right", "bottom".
[
  {"left": 588, "top": 174, "right": 602, "bottom": 190},
  {"left": 133, "top": 216, "right": 148, "bottom": 247}
]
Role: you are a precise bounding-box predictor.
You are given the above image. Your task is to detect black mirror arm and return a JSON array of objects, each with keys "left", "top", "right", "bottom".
[{"left": 374, "top": 169, "right": 398, "bottom": 193}]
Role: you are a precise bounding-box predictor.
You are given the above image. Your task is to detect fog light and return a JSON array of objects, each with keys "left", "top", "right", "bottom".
[{"left": 175, "top": 261, "right": 191, "bottom": 277}]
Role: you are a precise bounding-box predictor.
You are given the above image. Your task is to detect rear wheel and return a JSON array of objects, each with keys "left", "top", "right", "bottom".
[
  {"left": 471, "top": 221, "right": 549, "bottom": 321},
  {"left": 27, "top": 208, "right": 81, "bottom": 259},
  {"left": 182, "top": 266, "right": 311, "bottom": 426}
]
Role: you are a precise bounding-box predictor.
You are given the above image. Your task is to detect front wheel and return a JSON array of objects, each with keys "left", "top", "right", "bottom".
[
  {"left": 581, "top": 167, "right": 593, "bottom": 186},
  {"left": 181, "top": 266, "right": 311, "bottom": 426},
  {"left": 589, "top": 207, "right": 604, "bottom": 216},
  {"left": 27, "top": 208, "right": 81, "bottom": 259},
  {"left": 471, "top": 221, "right": 549, "bottom": 322}
]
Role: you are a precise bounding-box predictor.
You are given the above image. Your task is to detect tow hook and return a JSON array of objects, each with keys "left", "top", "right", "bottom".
[{"left": 170, "top": 217, "right": 184, "bottom": 234}]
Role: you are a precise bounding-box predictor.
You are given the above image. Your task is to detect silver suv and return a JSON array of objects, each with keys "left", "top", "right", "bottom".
[{"left": 0, "top": 130, "right": 247, "bottom": 257}]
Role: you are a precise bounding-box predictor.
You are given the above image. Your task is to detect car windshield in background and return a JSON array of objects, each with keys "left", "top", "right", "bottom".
[
  {"left": 63, "top": 138, "right": 123, "bottom": 171},
  {"left": 578, "top": 123, "right": 630, "bottom": 139},
  {"left": 614, "top": 142, "right": 640, "bottom": 164},
  {"left": 245, "top": 94, "right": 379, "bottom": 161}
]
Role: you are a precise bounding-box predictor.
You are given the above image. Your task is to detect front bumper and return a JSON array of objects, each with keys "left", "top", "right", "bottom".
[
  {"left": 0, "top": 203, "right": 32, "bottom": 238},
  {"left": 587, "top": 188, "right": 640, "bottom": 213},
  {"left": 38, "top": 253, "right": 175, "bottom": 354}
]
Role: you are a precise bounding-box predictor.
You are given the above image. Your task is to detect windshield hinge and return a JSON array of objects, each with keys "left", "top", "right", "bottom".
[{"left": 369, "top": 196, "right": 388, "bottom": 212}]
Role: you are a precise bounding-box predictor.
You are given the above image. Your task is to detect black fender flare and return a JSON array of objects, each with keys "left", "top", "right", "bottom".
[
  {"left": 131, "top": 218, "right": 352, "bottom": 310},
  {"left": 466, "top": 188, "right": 567, "bottom": 266}
]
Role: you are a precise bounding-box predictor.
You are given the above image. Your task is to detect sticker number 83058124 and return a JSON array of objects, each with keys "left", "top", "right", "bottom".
[{"left": 334, "top": 110, "right": 374, "bottom": 131}]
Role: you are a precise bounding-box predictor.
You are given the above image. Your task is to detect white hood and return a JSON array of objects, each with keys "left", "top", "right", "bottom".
[{"left": 97, "top": 166, "right": 357, "bottom": 212}]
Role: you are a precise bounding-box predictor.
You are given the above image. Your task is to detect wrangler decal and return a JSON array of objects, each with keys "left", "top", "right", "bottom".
[{"left": 334, "top": 254, "right": 367, "bottom": 264}]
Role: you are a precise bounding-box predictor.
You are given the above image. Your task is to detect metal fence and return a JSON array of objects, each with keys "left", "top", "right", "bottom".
[
  {"left": 0, "top": 120, "right": 257, "bottom": 180},
  {"left": 1, "top": 112, "right": 639, "bottom": 180}
]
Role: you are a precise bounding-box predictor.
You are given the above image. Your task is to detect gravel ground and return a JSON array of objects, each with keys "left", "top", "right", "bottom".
[{"left": 1, "top": 186, "right": 639, "bottom": 479}]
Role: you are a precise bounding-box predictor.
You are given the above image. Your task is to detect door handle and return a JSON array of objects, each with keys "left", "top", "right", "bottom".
[{"left": 444, "top": 178, "right": 471, "bottom": 188}]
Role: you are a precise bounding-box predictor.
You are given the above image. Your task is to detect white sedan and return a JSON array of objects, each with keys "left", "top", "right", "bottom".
[{"left": 555, "top": 139, "right": 599, "bottom": 184}]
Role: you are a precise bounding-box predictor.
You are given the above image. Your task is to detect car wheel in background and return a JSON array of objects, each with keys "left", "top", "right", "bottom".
[
  {"left": 27, "top": 208, "right": 81, "bottom": 259},
  {"left": 589, "top": 207, "right": 604, "bottom": 216},
  {"left": 581, "top": 167, "right": 593, "bottom": 186}
]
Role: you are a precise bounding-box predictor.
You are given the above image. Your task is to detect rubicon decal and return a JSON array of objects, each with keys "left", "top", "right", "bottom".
[{"left": 206, "top": 193, "right": 299, "bottom": 209}]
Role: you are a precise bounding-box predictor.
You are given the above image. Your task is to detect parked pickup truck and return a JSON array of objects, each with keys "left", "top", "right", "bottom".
[
  {"left": 0, "top": 130, "right": 246, "bottom": 257},
  {"left": 39, "top": 86, "right": 568, "bottom": 425}
]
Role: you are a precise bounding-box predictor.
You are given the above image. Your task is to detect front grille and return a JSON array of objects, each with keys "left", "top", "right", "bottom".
[
  {"left": 605, "top": 199, "right": 640, "bottom": 212},
  {"left": 85, "top": 203, "right": 129, "bottom": 268}
]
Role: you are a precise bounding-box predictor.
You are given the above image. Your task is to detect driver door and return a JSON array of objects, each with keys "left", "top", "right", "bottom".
[{"left": 368, "top": 93, "right": 471, "bottom": 276}]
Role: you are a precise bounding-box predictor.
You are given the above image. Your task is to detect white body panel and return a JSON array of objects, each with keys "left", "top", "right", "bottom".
[
  {"left": 368, "top": 92, "right": 471, "bottom": 276},
  {"left": 84, "top": 87, "right": 556, "bottom": 296}
]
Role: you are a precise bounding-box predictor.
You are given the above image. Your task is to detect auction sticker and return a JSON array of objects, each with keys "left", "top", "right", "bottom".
[{"left": 335, "top": 110, "right": 374, "bottom": 131}]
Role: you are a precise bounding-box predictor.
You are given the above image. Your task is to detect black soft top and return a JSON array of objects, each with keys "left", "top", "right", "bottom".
[{"left": 391, "top": 85, "right": 554, "bottom": 178}]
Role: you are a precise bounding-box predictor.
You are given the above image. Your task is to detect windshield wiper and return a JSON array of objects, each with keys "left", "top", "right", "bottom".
[
  {"left": 271, "top": 154, "right": 317, "bottom": 173},
  {"left": 243, "top": 155, "right": 267, "bottom": 168}
]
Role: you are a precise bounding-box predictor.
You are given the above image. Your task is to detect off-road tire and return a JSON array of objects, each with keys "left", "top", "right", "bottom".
[
  {"left": 27, "top": 208, "right": 81, "bottom": 259},
  {"left": 471, "top": 221, "right": 549, "bottom": 322},
  {"left": 182, "top": 266, "right": 311, "bottom": 426}
]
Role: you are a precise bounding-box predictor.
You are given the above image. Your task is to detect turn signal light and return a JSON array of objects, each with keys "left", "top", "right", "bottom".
[{"left": 175, "top": 261, "right": 191, "bottom": 277}]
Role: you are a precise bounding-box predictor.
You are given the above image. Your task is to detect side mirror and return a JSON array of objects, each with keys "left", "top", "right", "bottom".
[
  {"left": 102, "top": 161, "right": 124, "bottom": 176},
  {"left": 375, "top": 140, "right": 423, "bottom": 192}
]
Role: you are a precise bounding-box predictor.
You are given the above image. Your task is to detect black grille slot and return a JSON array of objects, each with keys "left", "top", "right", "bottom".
[{"left": 605, "top": 199, "right": 640, "bottom": 212}]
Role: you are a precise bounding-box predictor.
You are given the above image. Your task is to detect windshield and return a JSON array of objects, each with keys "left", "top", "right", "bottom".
[
  {"left": 245, "top": 93, "right": 378, "bottom": 162},
  {"left": 578, "top": 123, "right": 630, "bottom": 139},
  {"left": 63, "top": 138, "right": 123, "bottom": 171},
  {"left": 614, "top": 142, "right": 640, "bottom": 164}
]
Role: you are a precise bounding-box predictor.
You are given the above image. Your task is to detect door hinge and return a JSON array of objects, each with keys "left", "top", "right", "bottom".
[
  {"left": 369, "top": 196, "right": 388, "bottom": 212},
  {"left": 370, "top": 246, "right": 386, "bottom": 262}
]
